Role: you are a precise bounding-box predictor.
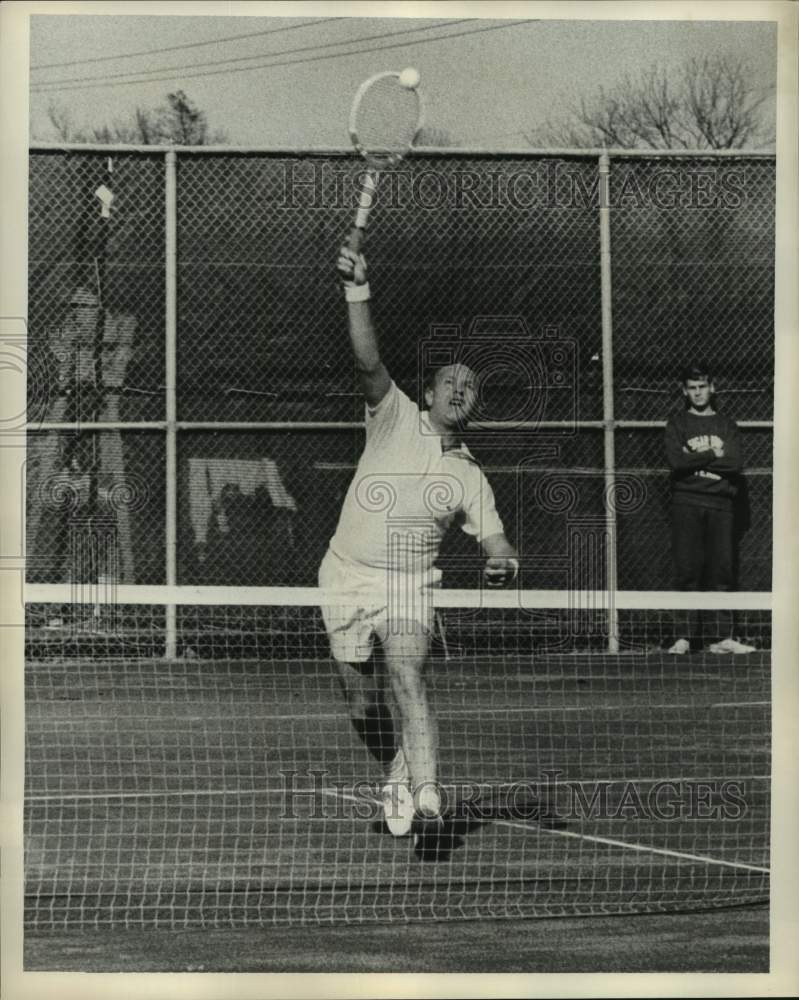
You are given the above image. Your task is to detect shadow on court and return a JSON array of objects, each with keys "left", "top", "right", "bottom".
[{"left": 369, "top": 790, "right": 571, "bottom": 864}]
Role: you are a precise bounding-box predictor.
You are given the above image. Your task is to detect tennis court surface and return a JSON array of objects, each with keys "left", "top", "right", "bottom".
[{"left": 24, "top": 587, "right": 771, "bottom": 931}]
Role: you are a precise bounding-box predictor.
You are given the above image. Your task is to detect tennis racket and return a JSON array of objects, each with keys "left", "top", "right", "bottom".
[{"left": 347, "top": 70, "right": 424, "bottom": 253}]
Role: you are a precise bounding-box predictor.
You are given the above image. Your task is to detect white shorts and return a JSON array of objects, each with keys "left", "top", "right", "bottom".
[{"left": 318, "top": 548, "right": 440, "bottom": 663}]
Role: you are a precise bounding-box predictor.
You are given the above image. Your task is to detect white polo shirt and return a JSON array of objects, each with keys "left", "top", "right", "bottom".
[{"left": 328, "top": 381, "right": 504, "bottom": 575}]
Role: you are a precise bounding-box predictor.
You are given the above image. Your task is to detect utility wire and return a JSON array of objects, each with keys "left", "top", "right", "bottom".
[
  {"left": 32, "top": 20, "right": 535, "bottom": 93},
  {"left": 31, "top": 17, "right": 343, "bottom": 71},
  {"left": 33, "top": 19, "right": 468, "bottom": 88}
]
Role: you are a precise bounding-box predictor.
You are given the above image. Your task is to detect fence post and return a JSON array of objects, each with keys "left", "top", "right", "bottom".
[
  {"left": 599, "top": 152, "right": 619, "bottom": 652},
  {"left": 165, "top": 150, "right": 178, "bottom": 658}
]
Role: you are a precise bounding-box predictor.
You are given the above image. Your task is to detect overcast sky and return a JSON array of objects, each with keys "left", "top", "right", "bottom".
[{"left": 29, "top": 11, "right": 777, "bottom": 148}]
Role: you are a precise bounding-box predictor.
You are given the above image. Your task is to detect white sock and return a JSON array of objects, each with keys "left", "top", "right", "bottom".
[
  {"left": 416, "top": 783, "right": 441, "bottom": 818},
  {"left": 387, "top": 748, "right": 408, "bottom": 784}
]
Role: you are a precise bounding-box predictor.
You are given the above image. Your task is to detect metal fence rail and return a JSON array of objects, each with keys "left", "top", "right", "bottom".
[{"left": 26, "top": 146, "right": 775, "bottom": 614}]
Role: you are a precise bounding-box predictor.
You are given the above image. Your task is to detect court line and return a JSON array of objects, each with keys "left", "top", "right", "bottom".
[
  {"left": 322, "top": 788, "right": 771, "bottom": 875},
  {"left": 25, "top": 788, "right": 292, "bottom": 802},
  {"left": 495, "top": 818, "right": 771, "bottom": 875},
  {"left": 711, "top": 701, "right": 771, "bottom": 708},
  {"left": 24, "top": 774, "right": 771, "bottom": 803},
  {"left": 29, "top": 698, "right": 771, "bottom": 726},
  {"left": 422, "top": 775, "right": 772, "bottom": 788}
]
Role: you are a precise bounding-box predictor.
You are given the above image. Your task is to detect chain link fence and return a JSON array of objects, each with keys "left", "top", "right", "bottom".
[
  {"left": 27, "top": 148, "right": 774, "bottom": 592},
  {"left": 610, "top": 158, "right": 774, "bottom": 422},
  {"left": 28, "top": 151, "right": 166, "bottom": 424}
]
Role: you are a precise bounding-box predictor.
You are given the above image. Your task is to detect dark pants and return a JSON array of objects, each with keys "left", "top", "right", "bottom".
[{"left": 671, "top": 502, "right": 735, "bottom": 643}]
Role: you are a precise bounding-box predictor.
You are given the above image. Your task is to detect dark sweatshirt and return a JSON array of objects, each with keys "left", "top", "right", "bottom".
[{"left": 664, "top": 410, "right": 742, "bottom": 509}]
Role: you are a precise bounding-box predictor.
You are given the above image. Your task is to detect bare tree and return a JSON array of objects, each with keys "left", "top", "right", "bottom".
[
  {"left": 156, "top": 90, "right": 227, "bottom": 145},
  {"left": 46, "top": 101, "right": 79, "bottom": 142},
  {"left": 532, "top": 55, "right": 774, "bottom": 150},
  {"left": 43, "top": 91, "right": 228, "bottom": 145},
  {"left": 132, "top": 107, "right": 162, "bottom": 145}
]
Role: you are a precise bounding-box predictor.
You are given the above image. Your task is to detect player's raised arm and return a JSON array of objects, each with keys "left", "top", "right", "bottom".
[{"left": 336, "top": 246, "right": 391, "bottom": 409}]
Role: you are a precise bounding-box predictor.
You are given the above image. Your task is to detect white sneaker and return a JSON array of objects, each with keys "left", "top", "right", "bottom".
[
  {"left": 668, "top": 638, "right": 690, "bottom": 654},
  {"left": 710, "top": 638, "right": 756, "bottom": 655},
  {"left": 416, "top": 783, "right": 442, "bottom": 818},
  {"left": 381, "top": 779, "right": 414, "bottom": 836},
  {"left": 381, "top": 749, "right": 413, "bottom": 837}
]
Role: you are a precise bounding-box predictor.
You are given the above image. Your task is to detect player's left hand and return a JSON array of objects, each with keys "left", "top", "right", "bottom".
[{"left": 483, "top": 557, "right": 518, "bottom": 588}]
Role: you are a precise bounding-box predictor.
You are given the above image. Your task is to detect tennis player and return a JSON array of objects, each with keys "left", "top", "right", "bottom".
[
  {"left": 664, "top": 363, "right": 754, "bottom": 654},
  {"left": 320, "top": 245, "right": 518, "bottom": 841}
]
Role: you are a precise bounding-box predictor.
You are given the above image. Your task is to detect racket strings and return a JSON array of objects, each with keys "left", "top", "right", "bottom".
[{"left": 352, "top": 76, "right": 421, "bottom": 160}]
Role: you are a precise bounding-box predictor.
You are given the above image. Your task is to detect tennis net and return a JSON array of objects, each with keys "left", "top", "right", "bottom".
[{"left": 24, "top": 585, "right": 771, "bottom": 929}]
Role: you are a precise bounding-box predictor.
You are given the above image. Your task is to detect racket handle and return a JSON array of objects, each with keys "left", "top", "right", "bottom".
[
  {"left": 348, "top": 171, "right": 378, "bottom": 251},
  {"left": 347, "top": 226, "right": 365, "bottom": 254}
]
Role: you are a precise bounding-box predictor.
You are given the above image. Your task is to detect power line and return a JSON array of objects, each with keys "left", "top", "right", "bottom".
[
  {"left": 31, "top": 17, "right": 343, "bottom": 71},
  {"left": 31, "top": 19, "right": 535, "bottom": 93},
  {"left": 32, "top": 20, "right": 469, "bottom": 89}
]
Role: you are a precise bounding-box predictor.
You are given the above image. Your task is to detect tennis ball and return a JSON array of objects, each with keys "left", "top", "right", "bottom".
[{"left": 399, "top": 67, "right": 420, "bottom": 90}]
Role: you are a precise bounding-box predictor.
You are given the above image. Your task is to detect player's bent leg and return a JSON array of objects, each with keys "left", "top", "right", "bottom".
[
  {"left": 332, "top": 658, "right": 399, "bottom": 767},
  {"left": 381, "top": 623, "right": 441, "bottom": 822},
  {"left": 333, "top": 657, "right": 414, "bottom": 834}
]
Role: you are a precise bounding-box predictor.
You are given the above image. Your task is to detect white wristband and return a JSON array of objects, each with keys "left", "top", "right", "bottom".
[{"left": 344, "top": 282, "right": 371, "bottom": 303}]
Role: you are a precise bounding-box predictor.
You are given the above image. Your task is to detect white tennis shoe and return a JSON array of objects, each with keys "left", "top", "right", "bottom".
[
  {"left": 381, "top": 779, "right": 414, "bottom": 837},
  {"left": 709, "top": 638, "right": 756, "bottom": 654},
  {"left": 381, "top": 748, "right": 413, "bottom": 837},
  {"left": 668, "top": 638, "right": 690, "bottom": 654}
]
